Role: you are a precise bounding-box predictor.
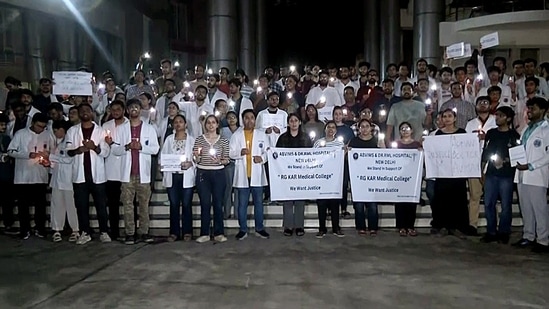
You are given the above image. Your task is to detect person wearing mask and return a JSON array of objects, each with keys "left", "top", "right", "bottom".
[
  {"left": 0, "top": 113, "right": 16, "bottom": 235},
  {"left": 7, "top": 113, "right": 53, "bottom": 239},
  {"left": 180, "top": 85, "right": 214, "bottom": 139},
  {"left": 393, "top": 122, "right": 422, "bottom": 237},
  {"left": 230, "top": 109, "right": 270, "bottom": 240},
  {"left": 514, "top": 97, "right": 549, "bottom": 253},
  {"left": 276, "top": 113, "right": 313, "bottom": 236},
  {"left": 280, "top": 75, "right": 305, "bottom": 118},
  {"left": 111, "top": 99, "right": 159, "bottom": 245},
  {"left": 102, "top": 100, "right": 127, "bottom": 241},
  {"left": 386, "top": 82, "right": 430, "bottom": 144},
  {"left": 348, "top": 118, "right": 383, "bottom": 236},
  {"left": 227, "top": 78, "right": 254, "bottom": 125},
  {"left": 193, "top": 115, "right": 230, "bottom": 243},
  {"left": 161, "top": 114, "right": 195, "bottom": 242},
  {"left": 154, "top": 79, "right": 178, "bottom": 123},
  {"left": 66, "top": 103, "right": 111, "bottom": 245},
  {"left": 154, "top": 59, "right": 183, "bottom": 96},
  {"left": 439, "top": 82, "right": 476, "bottom": 129},
  {"left": 305, "top": 70, "right": 343, "bottom": 121},
  {"left": 126, "top": 70, "right": 155, "bottom": 100},
  {"left": 205, "top": 73, "right": 228, "bottom": 107},
  {"left": 48, "top": 120, "right": 79, "bottom": 242},
  {"left": 313, "top": 121, "right": 345, "bottom": 238},
  {"left": 430, "top": 109, "right": 469, "bottom": 239},
  {"left": 33, "top": 78, "right": 58, "bottom": 114},
  {"left": 221, "top": 111, "right": 239, "bottom": 219},
  {"left": 480, "top": 106, "right": 520, "bottom": 244}
]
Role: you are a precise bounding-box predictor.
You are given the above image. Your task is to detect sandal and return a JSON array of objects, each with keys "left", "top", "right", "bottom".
[
  {"left": 167, "top": 234, "right": 178, "bottom": 242},
  {"left": 399, "top": 229, "right": 407, "bottom": 237},
  {"left": 407, "top": 229, "right": 418, "bottom": 237},
  {"left": 69, "top": 232, "right": 79, "bottom": 242},
  {"left": 183, "top": 234, "right": 192, "bottom": 242},
  {"left": 52, "top": 232, "right": 62, "bottom": 242},
  {"left": 369, "top": 230, "right": 377, "bottom": 237}
]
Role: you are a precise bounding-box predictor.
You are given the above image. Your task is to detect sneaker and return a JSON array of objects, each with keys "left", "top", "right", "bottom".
[
  {"left": 333, "top": 230, "right": 345, "bottom": 238},
  {"left": 341, "top": 211, "right": 351, "bottom": 219},
  {"left": 4, "top": 226, "right": 19, "bottom": 235},
  {"left": 316, "top": 231, "right": 325, "bottom": 239},
  {"left": 295, "top": 228, "right": 305, "bottom": 237},
  {"left": 512, "top": 238, "right": 534, "bottom": 248},
  {"left": 76, "top": 232, "right": 92, "bottom": 245},
  {"left": 100, "top": 232, "right": 112, "bottom": 243},
  {"left": 125, "top": 235, "right": 135, "bottom": 245},
  {"left": 69, "top": 232, "right": 79, "bottom": 242},
  {"left": 283, "top": 229, "right": 293, "bottom": 237},
  {"left": 235, "top": 231, "right": 248, "bottom": 240},
  {"left": 34, "top": 230, "right": 46, "bottom": 239},
  {"left": 141, "top": 234, "right": 154, "bottom": 244},
  {"left": 214, "top": 235, "right": 228, "bottom": 243},
  {"left": 20, "top": 231, "right": 31, "bottom": 240},
  {"left": 480, "top": 233, "right": 498, "bottom": 243},
  {"left": 255, "top": 230, "right": 270, "bottom": 239},
  {"left": 52, "top": 232, "right": 62, "bottom": 243},
  {"left": 196, "top": 235, "right": 211, "bottom": 243}
]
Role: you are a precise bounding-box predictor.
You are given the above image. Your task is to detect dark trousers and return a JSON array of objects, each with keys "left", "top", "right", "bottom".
[
  {"left": 340, "top": 160, "right": 349, "bottom": 212},
  {"left": 106, "top": 180, "right": 121, "bottom": 238},
  {"left": 317, "top": 199, "right": 340, "bottom": 233},
  {"left": 17, "top": 184, "right": 47, "bottom": 234},
  {"left": 354, "top": 202, "right": 379, "bottom": 231},
  {"left": 264, "top": 162, "right": 270, "bottom": 200},
  {"left": 167, "top": 174, "right": 194, "bottom": 237},
  {"left": 0, "top": 181, "right": 15, "bottom": 227},
  {"left": 395, "top": 203, "right": 417, "bottom": 229},
  {"left": 431, "top": 178, "right": 469, "bottom": 231},
  {"left": 74, "top": 181, "right": 109, "bottom": 235},
  {"left": 196, "top": 169, "right": 226, "bottom": 236}
]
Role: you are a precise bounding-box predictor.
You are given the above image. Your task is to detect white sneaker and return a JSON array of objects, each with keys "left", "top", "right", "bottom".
[
  {"left": 52, "top": 232, "right": 62, "bottom": 243},
  {"left": 100, "top": 232, "right": 112, "bottom": 243},
  {"left": 196, "top": 235, "right": 210, "bottom": 243},
  {"left": 69, "top": 232, "right": 79, "bottom": 242},
  {"left": 214, "top": 235, "right": 227, "bottom": 243},
  {"left": 76, "top": 232, "right": 92, "bottom": 245}
]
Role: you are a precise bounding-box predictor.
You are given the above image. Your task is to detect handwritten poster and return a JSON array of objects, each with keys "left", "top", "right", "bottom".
[
  {"left": 423, "top": 134, "right": 481, "bottom": 178},
  {"left": 446, "top": 42, "right": 465, "bottom": 59},
  {"left": 52, "top": 71, "right": 93, "bottom": 96},
  {"left": 480, "top": 32, "right": 499, "bottom": 49}
]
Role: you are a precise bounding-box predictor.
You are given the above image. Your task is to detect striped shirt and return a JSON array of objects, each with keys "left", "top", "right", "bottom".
[
  {"left": 193, "top": 135, "right": 230, "bottom": 170},
  {"left": 313, "top": 138, "right": 344, "bottom": 148}
]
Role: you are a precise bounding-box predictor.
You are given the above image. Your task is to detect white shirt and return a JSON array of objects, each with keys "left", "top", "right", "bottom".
[
  {"left": 393, "top": 77, "right": 413, "bottom": 97},
  {"left": 334, "top": 79, "right": 359, "bottom": 102},
  {"left": 102, "top": 118, "right": 129, "bottom": 181},
  {"left": 49, "top": 138, "right": 74, "bottom": 190},
  {"left": 477, "top": 55, "right": 511, "bottom": 88},
  {"left": 7, "top": 128, "right": 54, "bottom": 184},
  {"left": 515, "top": 120, "right": 549, "bottom": 188},
  {"left": 516, "top": 75, "right": 549, "bottom": 100},
  {"left": 179, "top": 101, "right": 214, "bottom": 139},
  {"left": 160, "top": 134, "right": 196, "bottom": 188},
  {"left": 465, "top": 115, "right": 498, "bottom": 149},
  {"left": 305, "top": 86, "right": 343, "bottom": 120},
  {"left": 478, "top": 83, "right": 513, "bottom": 106},
  {"left": 256, "top": 108, "right": 288, "bottom": 146},
  {"left": 205, "top": 89, "right": 229, "bottom": 107}
]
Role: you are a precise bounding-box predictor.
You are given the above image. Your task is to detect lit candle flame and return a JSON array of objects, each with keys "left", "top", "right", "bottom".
[
  {"left": 452, "top": 107, "right": 458, "bottom": 113},
  {"left": 320, "top": 96, "right": 326, "bottom": 103},
  {"left": 215, "top": 110, "right": 220, "bottom": 117},
  {"left": 287, "top": 92, "right": 293, "bottom": 99},
  {"left": 430, "top": 84, "right": 437, "bottom": 91},
  {"left": 423, "top": 130, "right": 429, "bottom": 135},
  {"left": 309, "top": 131, "right": 316, "bottom": 140},
  {"left": 183, "top": 81, "right": 190, "bottom": 88},
  {"left": 229, "top": 100, "right": 235, "bottom": 107},
  {"left": 320, "top": 140, "right": 326, "bottom": 147},
  {"left": 337, "top": 136, "right": 344, "bottom": 142},
  {"left": 378, "top": 133, "right": 385, "bottom": 140},
  {"left": 477, "top": 74, "right": 483, "bottom": 80},
  {"left": 209, "top": 148, "right": 217, "bottom": 156},
  {"left": 253, "top": 79, "right": 259, "bottom": 86},
  {"left": 180, "top": 155, "right": 186, "bottom": 162},
  {"left": 425, "top": 98, "right": 432, "bottom": 105},
  {"left": 391, "top": 141, "right": 398, "bottom": 148},
  {"left": 379, "top": 109, "right": 387, "bottom": 116},
  {"left": 257, "top": 86, "right": 263, "bottom": 93},
  {"left": 188, "top": 92, "right": 194, "bottom": 98},
  {"left": 207, "top": 68, "right": 213, "bottom": 75},
  {"left": 329, "top": 77, "right": 335, "bottom": 82},
  {"left": 201, "top": 111, "right": 207, "bottom": 116},
  {"left": 490, "top": 154, "right": 498, "bottom": 161},
  {"left": 290, "top": 65, "right": 296, "bottom": 72},
  {"left": 342, "top": 108, "right": 348, "bottom": 115}
]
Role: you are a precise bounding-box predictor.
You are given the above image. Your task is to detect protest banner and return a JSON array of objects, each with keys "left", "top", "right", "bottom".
[
  {"left": 160, "top": 154, "right": 186, "bottom": 172},
  {"left": 480, "top": 32, "right": 499, "bottom": 49},
  {"left": 348, "top": 149, "right": 424, "bottom": 203},
  {"left": 317, "top": 106, "right": 334, "bottom": 121},
  {"left": 268, "top": 147, "right": 343, "bottom": 200},
  {"left": 52, "top": 71, "right": 93, "bottom": 96},
  {"left": 423, "top": 133, "right": 481, "bottom": 178},
  {"left": 446, "top": 42, "right": 465, "bottom": 59}
]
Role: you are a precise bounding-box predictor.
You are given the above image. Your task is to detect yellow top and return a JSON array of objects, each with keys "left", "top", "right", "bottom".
[{"left": 244, "top": 129, "right": 253, "bottom": 178}]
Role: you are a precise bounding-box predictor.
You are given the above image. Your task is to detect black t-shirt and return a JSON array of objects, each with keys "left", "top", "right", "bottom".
[
  {"left": 276, "top": 131, "right": 312, "bottom": 148},
  {"left": 482, "top": 128, "right": 521, "bottom": 177},
  {"left": 349, "top": 136, "right": 378, "bottom": 148},
  {"left": 435, "top": 128, "right": 467, "bottom": 135}
]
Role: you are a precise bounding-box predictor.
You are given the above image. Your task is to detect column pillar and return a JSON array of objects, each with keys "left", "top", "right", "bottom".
[
  {"left": 413, "top": 0, "right": 445, "bottom": 68},
  {"left": 379, "top": 0, "right": 401, "bottom": 78},
  {"left": 55, "top": 19, "right": 77, "bottom": 71},
  {"left": 238, "top": 0, "right": 256, "bottom": 76},
  {"left": 207, "top": 0, "right": 237, "bottom": 73},
  {"left": 256, "top": 0, "right": 267, "bottom": 77},
  {"left": 364, "top": 0, "right": 380, "bottom": 70},
  {"left": 24, "top": 12, "right": 50, "bottom": 85}
]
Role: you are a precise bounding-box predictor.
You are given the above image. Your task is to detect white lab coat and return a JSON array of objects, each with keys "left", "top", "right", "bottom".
[
  {"left": 256, "top": 108, "right": 288, "bottom": 146},
  {"left": 49, "top": 138, "right": 74, "bottom": 190},
  {"left": 229, "top": 128, "right": 269, "bottom": 188},
  {"left": 478, "top": 83, "right": 513, "bottom": 106},
  {"left": 515, "top": 120, "right": 549, "bottom": 188},
  {"left": 65, "top": 122, "right": 111, "bottom": 184},
  {"left": 110, "top": 121, "right": 160, "bottom": 183},
  {"left": 179, "top": 101, "right": 213, "bottom": 139},
  {"left": 93, "top": 91, "right": 122, "bottom": 120},
  {"left": 26, "top": 106, "right": 41, "bottom": 127},
  {"left": 7, "top": 127, "right": 54, "bottom": 184},
  {"left": 102, "top": 118, "right": 129, "bottom": 181},
  {"left": 465, "top": 115, "right": 497, "bottom": 149},
  {"left": 516, "top": 75, "right": 549, "bottom": 100},
  {"left": 229, "top": 97, "right": 254, "bottom": 126},
  {"left": 306, "top": 86, "right": 343, "bottom": 108},
  {"left": 205, "top": 89, "right": 228, "bottom": 107},
  {"left": 154, "top": 94, "right": 178, "bottom": 123},
  {"left": 160, "top": 134, "right": 196, "bottom": 188}
]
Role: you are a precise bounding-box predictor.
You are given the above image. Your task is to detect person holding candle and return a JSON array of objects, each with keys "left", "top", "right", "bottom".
[
  {"left": 280, "top": 75, "right": 305, "bottom": 118},
  {"left": 305, "top": 70, "right": 343, "bottom": 120},
  {"left": 138, "top": 92, "right": 156, "bottom": 125},
  {"left": 514, "top": 97, "right": 549, "bottom": 253},
  {"left": 430, "top": 108, "right": 469, "bottom": 238},
  {"left": 227, "top": 78, "right": 254, "bottom": 125},
  {"left": 111, "top": 98, "right": 160, "bottom": 245},
  {"left": 154, "top": 78, "right": 178, "bottom": 123},
  {"left": 333, "top": 106, "right": 354, "bottom": 218},
  {"left": 276, "top": 113, "right": 313, "bottom": 236},
  {"left": 313, "top": 121, "right": 345, "bottom": 238},
  {"left": 204, "top": 73, "right": 228, "bottom": 107},
  {"left": 221, "top": 111, "right": 240, "bottom": 219},
  {"left": 349, "top": 118, "right": 384, "bottom": 236},
  {"left": 229, "top": 109, "right": 270, "bottom": 240},
  {"left": 480, "top": 106, "right": 519, "bottom": 244},
  {"left": 303, "top": 104, "right": 324, "bottom": 143},
  {"left": 161, "top": 114, "right": 195, "bottom": 242},
  {"left": 386, "top": 82, "right": 430, "bottom": 145},
  {"left": 7, "top": 113, "right": 53, "bottom": 239},
  {"left": 393, "top": 122, "right": 422, "bottom": 236},
  {"left": 179, "top": 85, "right": 213, "bottom": 139},
  {"left": 193, "top": 115, "right": 230, "bottom": 243},
  {"left": 439, "top": 82, "right": 476, "bottom": 129},
  {"left": 156, "top": 101, "right": 181, "bottom": 143}
]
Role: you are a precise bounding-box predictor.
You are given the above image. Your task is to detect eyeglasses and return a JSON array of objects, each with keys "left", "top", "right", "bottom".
[
  {"left": 400, "top": 127, "right": 412, "bottom": 132},
  {"left": 478, "top": 101, "right": 490, "bottom": 105}
]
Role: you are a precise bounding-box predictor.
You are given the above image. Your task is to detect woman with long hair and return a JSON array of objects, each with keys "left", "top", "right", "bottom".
[
  {"left": 303, "top": 104, "right": 324, "bottom": 143},
  {"left": 157, "top": 102, "right": 181, "bottom": 143}
]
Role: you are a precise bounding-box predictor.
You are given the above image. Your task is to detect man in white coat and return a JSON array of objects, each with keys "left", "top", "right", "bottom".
[
  {"left": 7, "top": 113, "right": 53, "bottom": 240},
  {"left": 111, "top": 98, "right": 160, "bottom": 245},
  {"left": 179, "top": 85, "right": 213, "bottom": 139},
  {"left": 66, "top": 103, "right": 111, "bottom": 245},
  {"left": 515, "top": 97, "right": 549, "bottom": 253},
  {"left": 230, "top": 109, "right": 270, "bottom": 240}
]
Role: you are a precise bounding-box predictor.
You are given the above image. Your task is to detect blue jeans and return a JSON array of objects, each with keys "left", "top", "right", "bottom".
[
  {"left": 237, "top": 185, "right": 265, "bottom": 233},
  {"left": 166, "top": 174, "right": 194, "bottom": 237},
  {"left": 484, "top": 175, "right": 514, "bottom": 235},
  {"left": 196, "top": 169, "right": 226, "bottom": 236},
  {"left": 354, "top": 202, "right": 379, "bottom": 231}
]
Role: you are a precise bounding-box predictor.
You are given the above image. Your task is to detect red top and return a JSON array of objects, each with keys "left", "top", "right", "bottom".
[{"left": 130, "top": 122, "right": 142, "bottom": 176}]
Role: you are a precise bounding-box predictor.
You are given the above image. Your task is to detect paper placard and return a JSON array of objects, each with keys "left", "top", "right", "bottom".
[
  {"left": 480, "top": 32, "right": 499, "bottom": 49},
  {"left": 160, "top": 154, "right": 186, "bottom": 172},
  {"left": 261, "top": 113, "right": 286, "bottom": 129},
  {"left": 446, "top": 42, "right": 465, "bottom": 59},
  {"left": 317, "top": 106, "right": 334, "bottom": 121},
  {"left": 348, "top": 149, "right": 424, "bottom": 203},
  {"left": 455, "top": 43, "right": 473, "bottom": 59},
  {"left": 52, "top": 71, "right": 93, "bottom": 96},
  {"left": 423, "top": 134, "right": 482, "bottom": 178},
  {"left": 509, "top": 145, "right": 527, "bottom": 167}
]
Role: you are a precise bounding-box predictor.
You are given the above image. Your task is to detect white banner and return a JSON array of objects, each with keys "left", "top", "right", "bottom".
[
  {"left": 317, "top": 106, "right": 334, "bottom": 121},
  {"left": 423, "top": 134, "right": 481, "bottom": 178},
  {"left": 261, "top": 113, "right": 286, "bottom": 129},
  {"left": 348, "top": 149, "right": 424, "bottom": 203},
  {"left": 446, "top": 42, "right": 465, "bottom": 59},
  {"left": 480, "top": 32, "right": 499, "bottom": 49},
  {"left": 267, "top": 147, "right": 344, "bottom": 201},
  {"left": 52, "top": 71, "right": 93, "bottom": 96},
  {"left": 455, "top": 43, "right": 473, "bottom": 59},
  {"left": 160, "top": 154, "right": 185, "bottom": 172}
]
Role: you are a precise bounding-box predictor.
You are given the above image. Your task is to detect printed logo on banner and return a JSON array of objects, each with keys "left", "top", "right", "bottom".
[
  {"left": 353, "top": 153, "right": 359, "bottom": 160},
  {"left": 259, "top": 142, "right": 264, "bottom": 149},
  {"left": 272, "top": 152, "right": 279, "bottom": 159}
]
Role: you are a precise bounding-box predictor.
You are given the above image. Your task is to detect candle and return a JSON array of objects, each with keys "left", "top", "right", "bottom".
[
  {"left": 188, "top": 92, "right": 194, "bottom": 98},
  {"left": 290, "top": 65, "right": 296, "bottom": 72},
  {"left": 423, "top": 130, "right": 429, "bottom": 136},
  {"left": 379, "top": 109, "right": 387, "bottom": 116},
  {"left": 209, "top": 148, "right": 217, "bottom": 156},
  {"left": 430, "top": 84, "right": 437, "bottom": 91},
  {"left": 466, "top": 79, "right": 471, "bottom": 84},
  {"left": 391, "top": 142, "right": 398, "bottom": 148},
  {"left": 490, "top": 154, "right": 498, "bottom": 161},
  {"left": 368, "top": 88, "right": 371, "bottom": 95},
  {"left": 257, "top": 86, "right": 263, "bottom": 93},
  {"left": 320, "top": 140, "right": 326, "bottom": 147},
  {"left": 229, "top": 100, "right": 235, "bottom": 107},
  {"left": 207, "top": 68, "right": 213, "bottom": 75},
  {"left": 319, "top": 96, "right": 326, "bottom": 103},
  {"left": 180, "top": 155, "right": 186, "bottom": 162},
  {"left": 201, "top": 111, "right": 207, "bottom": 116},
  {"left": 309, "top": 131, "right": 316, "bottom": 140},
  {"left": 329, "top": 77, "right": 335, "bottom": 82},
  {"left": 337, "top": 136, "right": 344, "bottom": 142},
  {"left": 516, "top": 139, "right": 521, "bottom": 144},
  {"left": 477, "top": 74, "right": 483, "bottom": 80},
  {"left": 378, "top": 133, "right": 385, "bottom": 140},
  {"left": 253, "top": 79, "right": 259, "bottom": 86},
  {"left": 106, "top": 129, "right": 111, "bottom": 137},
  {"left": 287, "top": 92, "right": 293, "bottom": 99},
  {"left": 508, "top": 76, "right": 513, "bottom": 82},
  {"left": 425, "top": 98, "right": 432, "bottom": 105},
  {"left": 452, "top": 107, "right": 457, "bottom": 113},
  {"left": 342, "top": 108, "right": 348, "bottom": 116},
  {"left": 215, "top": 110, "right": 220, "bottom": 117},
  {"left": 478, "top": 125, "right": 482, "bottom": 131},
  {"left": 183, "top": 81, "right": 190, "bottom": 88}
]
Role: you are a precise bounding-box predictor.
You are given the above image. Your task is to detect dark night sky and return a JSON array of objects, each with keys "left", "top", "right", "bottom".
[{"left": 265, "top": 0, "right": 365, "bottom": 69}]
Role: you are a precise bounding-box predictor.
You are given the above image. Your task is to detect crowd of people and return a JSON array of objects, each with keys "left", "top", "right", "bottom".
[{"left": 1, "top": 48, "right": 549, "bottom": 253}]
